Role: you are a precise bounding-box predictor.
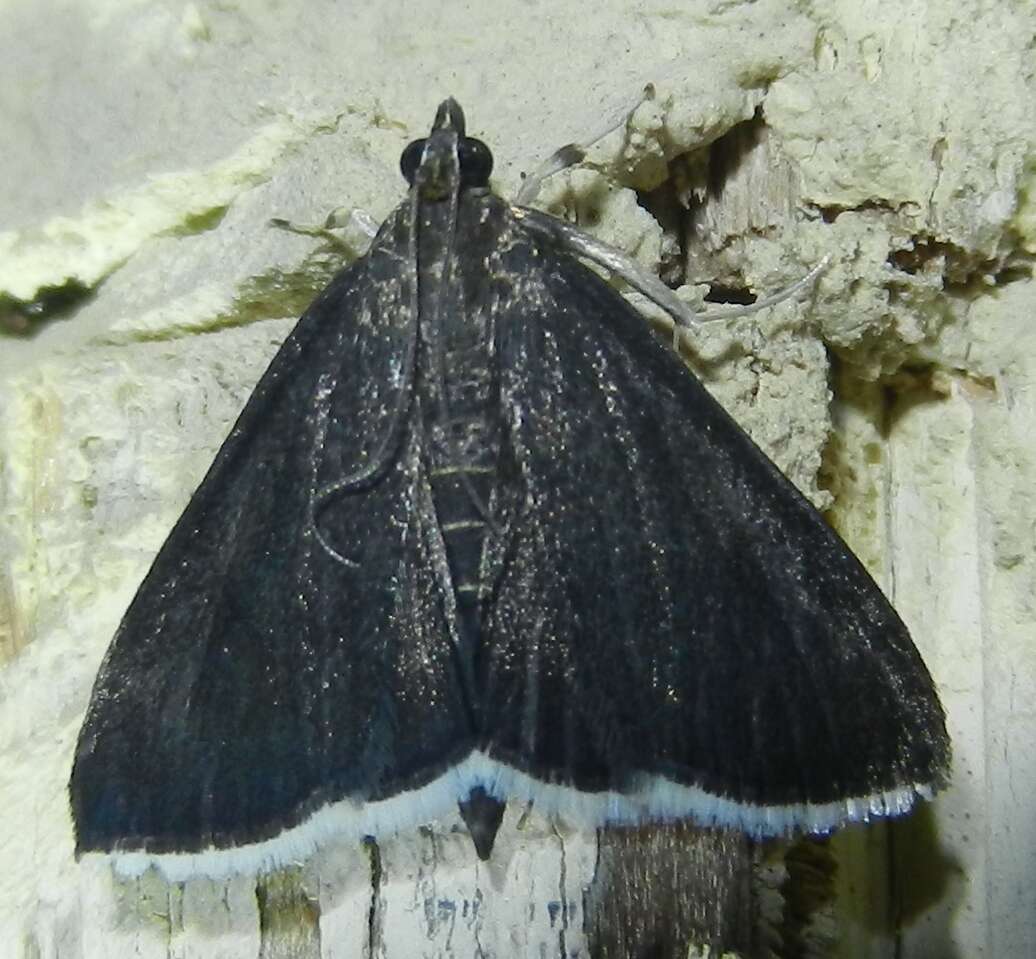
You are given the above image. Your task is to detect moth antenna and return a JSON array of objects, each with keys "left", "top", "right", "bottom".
[
  {"left": 512, "top": 207, "right": 829, "bottom": 350},
  {"left": 691, "top": 254, "right": 833, "bottom": 322}
]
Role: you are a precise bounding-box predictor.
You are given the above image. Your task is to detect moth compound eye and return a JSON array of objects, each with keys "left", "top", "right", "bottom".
[
  {"left": 401, "top": 136, "right": 492, "bottom": 189},
  {"left": 400, "top": 138, "right": 427, "bottom": 185},
  {"left": 458, "top": 138, "right": 493, "bottom": 188}
]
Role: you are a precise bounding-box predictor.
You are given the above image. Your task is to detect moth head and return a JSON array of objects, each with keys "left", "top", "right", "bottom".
[{"left": 400, "top": 98, "right": 493, "bottom": 194}]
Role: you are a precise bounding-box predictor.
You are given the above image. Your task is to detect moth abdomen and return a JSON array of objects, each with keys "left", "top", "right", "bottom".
[{"left": 424, "top": 354, "right": 501, "bottom": 640}]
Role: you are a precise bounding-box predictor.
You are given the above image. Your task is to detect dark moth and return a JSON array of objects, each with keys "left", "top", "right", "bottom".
[{"left": 70, "top": 99, "right": 950, "bottom": 880}]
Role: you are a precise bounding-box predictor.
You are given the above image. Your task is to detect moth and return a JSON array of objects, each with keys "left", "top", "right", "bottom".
[{"left": 70, "top": 99, "right": 950, "bottom": 880}]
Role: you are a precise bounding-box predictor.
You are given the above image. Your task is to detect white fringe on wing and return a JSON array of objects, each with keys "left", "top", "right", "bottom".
[{"left": 91, "top": 749, "right": 935, "bottom": 882}]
